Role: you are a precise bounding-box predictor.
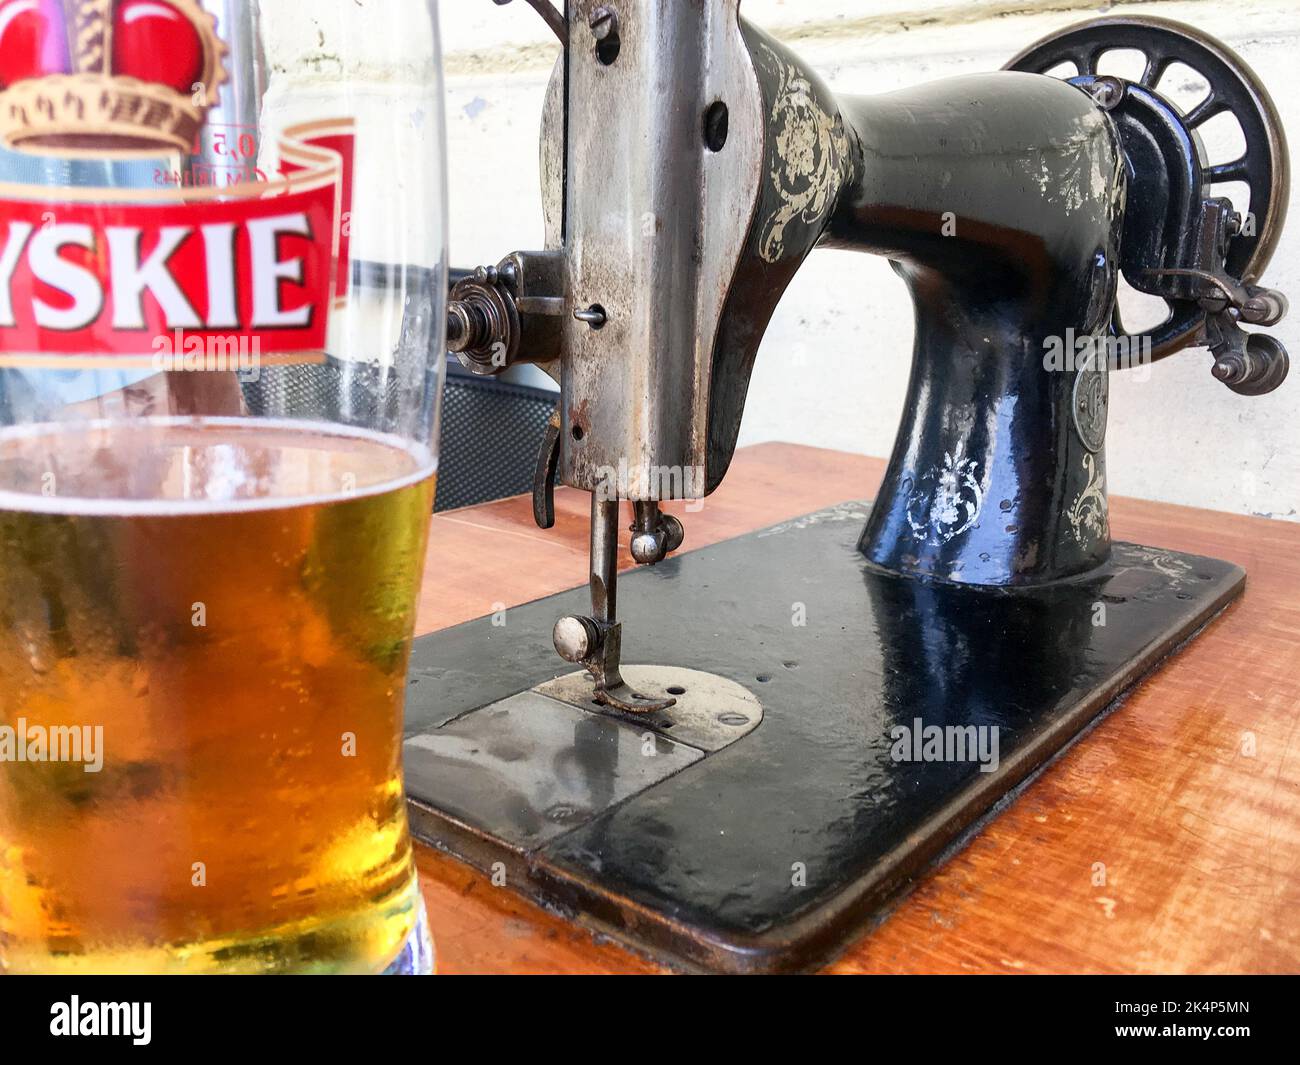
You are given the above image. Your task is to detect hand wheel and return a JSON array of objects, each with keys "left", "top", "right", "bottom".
[{"left": 1006, "top": 15, "right": 1289, "bottom": 364}]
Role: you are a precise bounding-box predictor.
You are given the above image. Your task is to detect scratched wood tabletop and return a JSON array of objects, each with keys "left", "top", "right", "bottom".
[{"left": 411, "top": 442, "right": 1300, "bottom": 975}]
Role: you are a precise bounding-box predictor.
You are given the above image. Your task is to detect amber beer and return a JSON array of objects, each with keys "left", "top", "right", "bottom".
[{"left": 0, "top": 417, "right": 435, "bottom": 973}]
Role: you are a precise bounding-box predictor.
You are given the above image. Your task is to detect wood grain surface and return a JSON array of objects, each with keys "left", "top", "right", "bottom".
[{"left": 412, "top": 443, "right": 1300, "bottom": 975}]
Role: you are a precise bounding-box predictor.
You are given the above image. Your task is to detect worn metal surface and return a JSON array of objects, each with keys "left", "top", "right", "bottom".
[
  {"left": 559, "top": 0, "right": 764, "bottom": 497},
  {"left": 404, "top": 503, "right": 1244, "bottom": 973},
  {"left": 536, "top": 665, "right": 763, "bottom": 753},
  {"left": 405, "top": 689, "right": 700, "bottom": 852}
]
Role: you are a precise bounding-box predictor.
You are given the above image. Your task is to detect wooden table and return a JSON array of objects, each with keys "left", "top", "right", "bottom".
[{"left": 412, "top": 443, "right": 1300, "bottom": 974}]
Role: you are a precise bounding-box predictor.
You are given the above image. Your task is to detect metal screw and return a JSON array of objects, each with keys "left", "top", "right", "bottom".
[
  {"left": 630, "top": 531, "right": 662, "bottom": 565},
  {"left": 590, "top": 5, "right": 617, "bottom": 40},
  {"left": 574, "top": 304, "right": 607, "bottom": 328},
  {"left": 446, "top": 300, "right": 486, "bottom": 354},
  {"left": 1089, "top": 77, "right": 1124, "bottom": 110},
  {"left": 446, "top": 305, "right": 469, "bottom": 350},
  {"left": 1242, "top": 296, "right": 1269, "bottom": 322},
  {"left": 554, "top": 615, "right": 601, "bottom": 663},
  {"left": 1242, "top": 291, "right": 1287, "bottom": 326},
  {"left": 1212, "top": 356, "right": 1246, "bottom": 384}
]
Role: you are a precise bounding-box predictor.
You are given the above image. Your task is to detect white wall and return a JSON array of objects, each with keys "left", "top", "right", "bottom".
[{"left": 439, "top": 0, "right": 1300, "bottom": 521}]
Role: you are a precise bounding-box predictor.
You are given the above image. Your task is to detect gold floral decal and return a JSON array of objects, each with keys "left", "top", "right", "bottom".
[
  {"left": 1067, "top": 453, "right": 1109, "bottom": 545},
  {"left": 906, "top": 447, "right": 984, "bottom": 546},
  {"left": 755, "top": 41, "right": 851, "bottom": 264}
]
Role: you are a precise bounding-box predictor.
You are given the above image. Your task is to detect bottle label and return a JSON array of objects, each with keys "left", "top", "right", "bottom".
[{"left": 0, "top": 0, "right": 354, "bottom": 367}]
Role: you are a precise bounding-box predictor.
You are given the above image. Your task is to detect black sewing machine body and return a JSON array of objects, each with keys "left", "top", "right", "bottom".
[{"left": 407, "top": 3, "right": 1289, "bottom": 971}]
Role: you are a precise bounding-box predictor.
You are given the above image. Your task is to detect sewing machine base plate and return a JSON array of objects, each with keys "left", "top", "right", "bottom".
[{"left": 403, "top": 502, "right": 1243, "bottom": 973}]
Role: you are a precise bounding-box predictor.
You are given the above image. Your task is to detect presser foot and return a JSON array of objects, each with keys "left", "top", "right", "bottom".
[
  {"left": 552, "top": 616, "right": 677, "bottom": 714},
  {"left": 537, "top": 666, "right": 762, "bottom": 750},
  {"left": 550, "top": 496, "right": 683, "bottom": 715},
  {"left": 593, "top": 683, "right": 677, "bottom": 715}
]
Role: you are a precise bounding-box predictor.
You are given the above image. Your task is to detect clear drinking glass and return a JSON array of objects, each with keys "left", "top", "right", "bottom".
[{"left": 0, "top": 0, "right": 447, "bottom": 974}]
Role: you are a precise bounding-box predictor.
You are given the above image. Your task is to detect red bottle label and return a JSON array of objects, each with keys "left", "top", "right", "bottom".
[{"left": 0, "top": 1, "right": 354, "bottom": 367}]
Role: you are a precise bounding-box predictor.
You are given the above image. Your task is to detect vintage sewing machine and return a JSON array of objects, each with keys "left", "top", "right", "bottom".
[{"left": 403, "top": 1, "right": 1291, "bottom": 971}]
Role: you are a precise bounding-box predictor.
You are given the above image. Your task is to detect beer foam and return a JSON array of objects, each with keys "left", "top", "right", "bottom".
[{"left": 0, "top": 417, "right": 436, "bottom": 516}]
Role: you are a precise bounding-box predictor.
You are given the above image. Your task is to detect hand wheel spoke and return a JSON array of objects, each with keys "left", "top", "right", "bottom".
[
  {"left": 1069, "top": 45, "right": 1102, "bottom": 77},
  {"left": 1183, "top": 91, "right": 1226, "bottom": 128},
  {"left": 1139, "top": 52, "right": 1171, "bottom": 90},
  {"left": 1208, "top": 157, "right": 1250, "bottom": 183}
]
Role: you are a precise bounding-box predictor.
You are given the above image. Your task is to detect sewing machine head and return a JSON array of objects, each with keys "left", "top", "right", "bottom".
[
  {"left": 445, "top": 1, "right": 1290, "bottom": 712},
  {"left": 405, "top": 0, "right": 1295, "bottom": 972}
]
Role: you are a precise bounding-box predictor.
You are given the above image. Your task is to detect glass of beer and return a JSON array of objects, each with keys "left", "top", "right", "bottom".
[{"left": 0, "top": 0, "right": 447, "bottom": 974}]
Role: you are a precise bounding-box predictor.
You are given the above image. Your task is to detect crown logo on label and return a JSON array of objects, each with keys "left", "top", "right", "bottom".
[{"left": 0, "top": 0, "right": 228, "bottom": 157}]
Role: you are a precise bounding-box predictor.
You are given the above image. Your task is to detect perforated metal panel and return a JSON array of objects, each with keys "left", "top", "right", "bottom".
[
  {"left": 241, "top": 357, "right": 405, "bottom": 429},
  {"left": 243, "top": 360, "right": 556, "bottom": 512},
  {"left": 433, "top": 367, "right": 557, "bottom": 512}
]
